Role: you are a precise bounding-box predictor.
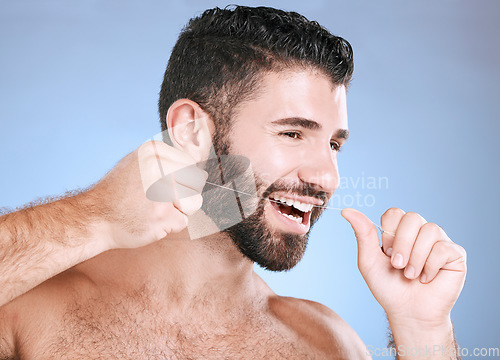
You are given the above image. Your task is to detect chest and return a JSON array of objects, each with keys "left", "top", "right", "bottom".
[{"left": 22, "top": 296, "right": 320, "bottom": 360}]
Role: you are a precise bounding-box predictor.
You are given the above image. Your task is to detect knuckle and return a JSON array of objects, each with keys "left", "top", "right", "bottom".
[
  {"left": 423, "top": 259, "right": 438, "bottom": 273},
  {"left": 455, "top": 244, "right": 467, "bottom": 258},
  {"left": 421, "top": 222, "right": 441, "bottom": 236},
  {"left": 405, "top": 211, "right": 424, "bottom": 220},
  {"left": 433, "top": 240, "right": 449, "bottom": 255},
  {"left": 153, "top": 202, "right": 174, "bottom": 219},
  {"left": 384, "top": 207, "right": 405, "bottom": 217},
  {"left": 404, "top": 211, "right": 427, "bottom": 225}
]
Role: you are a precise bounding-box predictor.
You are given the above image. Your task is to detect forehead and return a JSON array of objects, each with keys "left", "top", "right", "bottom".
[{"left": 232, "top": 69, "right": 348, "bottom": 131}]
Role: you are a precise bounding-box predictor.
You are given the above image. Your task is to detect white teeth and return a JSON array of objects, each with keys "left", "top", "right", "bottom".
[
  {"left": 271, "top": 196, "right": 314, "bottom": 213},
  {"left": 294, "top": 201, "right": 314, "bottom": 213},
  {"left": 283, "top": 213, "right": 303, "bottom": 224}
]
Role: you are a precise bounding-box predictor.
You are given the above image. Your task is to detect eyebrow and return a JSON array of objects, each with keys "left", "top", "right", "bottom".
[
  {"left": 271, "top": 117, "right": 322, "bottom": 130},
  {"left": 335, "top": 128, "right": 349, "bottom": 141},
  {"left": 271, "top": 117, "right": 349, "bottom": 140}
]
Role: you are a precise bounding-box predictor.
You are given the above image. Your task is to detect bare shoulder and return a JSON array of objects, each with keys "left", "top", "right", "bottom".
[
  {"left": 268, "top": 295, "right": 370, "bottom": 359},
  {"left": 0, "top": 267, "right": 98, "bottom": 358},
  {"left": 0, "top": 303, "right": 18, "bottom": 360}
]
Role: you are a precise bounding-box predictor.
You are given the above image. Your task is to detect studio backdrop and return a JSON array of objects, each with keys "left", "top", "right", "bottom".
[{"left": 1, "top": 1, "right": 499, "bottom": 358}]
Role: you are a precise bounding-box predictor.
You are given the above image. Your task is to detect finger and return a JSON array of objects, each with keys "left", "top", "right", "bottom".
[
  {"left": 153, "top": 143, "right": 208, "bottom": 191},
  {"left": 341, "top": 208, "right": 386, "bottom": 276},
  {"left": 404, "top": 222, "right": 448, "bottom": 280},
  {"left": 145, "top": 161, "right": 208, "bottom": 197},
  {"left": 139, "top": 142, "right": 208, "bottom": 198},
  {"left": 173, "top": 193, "right": 204, "bottom": 216},
  {"left": 380, "top": 207, "right": 405, "bottom": 256},
  {"left": 391, "top": 212, "right": 427, "bottom": 269},
  {"left": 164, "top": 210, "right": 189, "bottom": 235},
  {"left": 146, "top": 176, "right": 202, "bottom": 203},
  {"left": 420, "top": 241, "right": 467, "bottom": 283},
  {"left": 149, "top": 203, "right": 189, "bottom": 240},
  {"left": 171, "top": 164, "right": 208, "bottom": 193},
  {"left": 169, "top": 213, "right": 189, "bottom": 234},
  {"left": 138, "top": 140, "right": 197, "bottom": 188},
  {"left": 142, "top": 140, "right": 198, "bottom": 165}
]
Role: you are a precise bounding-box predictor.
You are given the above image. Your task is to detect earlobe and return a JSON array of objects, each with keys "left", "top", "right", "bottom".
[{"left": 166, "top": 99, "right": 214, "bottom": 163}]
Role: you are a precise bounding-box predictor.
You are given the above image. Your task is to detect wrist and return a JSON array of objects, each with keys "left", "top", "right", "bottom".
[
  {"left": 388, "top": 317, "right": 457, "bottom": 359},
  {"left": 74, "top": 190, "right": 116, "bottom": 252},
  {"left": 388, "top": 314, "right": 453, "bottom": 335}
]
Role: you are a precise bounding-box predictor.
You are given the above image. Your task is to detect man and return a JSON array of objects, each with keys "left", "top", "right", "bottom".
[{"left": 0, "top": 6, "right": 466, "bottom": 359}]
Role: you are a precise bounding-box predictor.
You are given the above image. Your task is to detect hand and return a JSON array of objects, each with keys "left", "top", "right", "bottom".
[
  {"left": 89, "top": 141, "right": 207, "bottom": 249},
  {"left": 341, "top": 208, "right": 467, "bottom": 329}
]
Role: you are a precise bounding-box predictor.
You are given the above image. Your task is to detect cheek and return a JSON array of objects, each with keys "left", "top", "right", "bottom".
[{"left": 250, "top": 146, "right": 301, "bottom": 185}]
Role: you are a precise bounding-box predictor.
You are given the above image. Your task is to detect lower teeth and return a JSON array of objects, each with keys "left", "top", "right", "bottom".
[{"left": 282, "top": 212, "right": 303, "bottom": 224}]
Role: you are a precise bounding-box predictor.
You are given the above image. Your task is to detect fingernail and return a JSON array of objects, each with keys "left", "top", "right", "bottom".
[
  {"left": 386, "top": 247, "right": 393, "bottom": 256},
  {"left": 421, "top": 274, "right": 427, "bottom": 283},
  {"left": 405, "top": 265, "right": 415, "bottom": 279},
  {"left": 392, "top": 253, "right": 403, "bottom": 268}
]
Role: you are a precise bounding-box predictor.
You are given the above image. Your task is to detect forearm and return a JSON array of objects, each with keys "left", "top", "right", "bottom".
[
  {"left": 0, "top": 191, "right": 112, "bottom": 306},
  {"left": 388, "top": 317, "right": 460, "bottom": 360}
]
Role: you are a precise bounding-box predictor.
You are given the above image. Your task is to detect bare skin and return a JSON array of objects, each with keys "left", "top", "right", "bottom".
[
  {"left": 0, "top": 69, "right": 465, "bottom": 359},
  {"left": 0, "top": 232, "right": 367, "bottom": 359}
]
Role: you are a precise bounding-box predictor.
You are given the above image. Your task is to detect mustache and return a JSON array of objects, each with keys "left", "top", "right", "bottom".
[{"left": 261, "top": 179, "right": 330, "bottom": 205}]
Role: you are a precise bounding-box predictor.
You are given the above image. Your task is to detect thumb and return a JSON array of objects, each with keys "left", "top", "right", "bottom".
[{"left": 341, "top": 208, "right": 385, "bottom": 274}]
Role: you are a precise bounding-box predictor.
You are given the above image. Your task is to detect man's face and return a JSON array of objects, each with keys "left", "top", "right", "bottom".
[{"left": 207, "top": 69, "right": 348, "bottom": 271}]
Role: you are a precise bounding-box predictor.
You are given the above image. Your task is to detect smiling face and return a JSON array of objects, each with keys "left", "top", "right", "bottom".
[{"left": 210, "top": 69, "right": 349, "bottom": 271}]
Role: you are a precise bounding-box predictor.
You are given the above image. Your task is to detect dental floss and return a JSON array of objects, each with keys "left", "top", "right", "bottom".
[
  {"left": 150, "top": 142, "right": 395, "bottom": 236},
  {"left": 205, "top": 180, "right": 396, "bottom": 236}
]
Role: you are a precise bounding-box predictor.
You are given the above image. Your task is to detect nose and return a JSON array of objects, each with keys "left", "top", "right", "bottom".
[{"left": 297, "top": 148, "right": 339, "bottom": 195}]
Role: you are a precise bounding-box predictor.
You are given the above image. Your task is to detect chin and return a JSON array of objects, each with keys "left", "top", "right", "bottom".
[{"left": 224, "top": 213, "right": 310, "bottom": 272}]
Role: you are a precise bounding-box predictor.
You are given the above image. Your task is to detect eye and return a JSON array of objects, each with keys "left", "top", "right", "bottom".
[
  {"left": 330, "top": 141, "right": 342, "bottom": 152},
  {"left": 281, "top": 131, "right": 302, "bottom": 140}
]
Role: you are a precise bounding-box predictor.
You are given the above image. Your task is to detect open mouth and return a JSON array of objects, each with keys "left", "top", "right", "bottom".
[{"left": 268, "top": 194, "right": 315, "bottom": 226}]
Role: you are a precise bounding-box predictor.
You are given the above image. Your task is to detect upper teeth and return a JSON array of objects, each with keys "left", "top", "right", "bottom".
[{"left": 271, "top": 196, "right": 315, "bottom": 213}]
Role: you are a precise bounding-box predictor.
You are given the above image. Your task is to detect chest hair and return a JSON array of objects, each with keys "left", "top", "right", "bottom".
[{"left": 35, "top": 290, "right": 319, "bottom": 360}]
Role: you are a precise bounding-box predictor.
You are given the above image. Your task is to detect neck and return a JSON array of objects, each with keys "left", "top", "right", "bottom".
[
  {"left": 81, "top": 224, "right": 264, "bottom": 311},
  {"left": 160, "top": 228, "right": 258, "bottom": 301}
]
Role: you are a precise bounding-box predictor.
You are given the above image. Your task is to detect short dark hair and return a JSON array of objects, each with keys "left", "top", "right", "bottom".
[{"left": 158, "top": 5, "right": 354, "bottom": 144}]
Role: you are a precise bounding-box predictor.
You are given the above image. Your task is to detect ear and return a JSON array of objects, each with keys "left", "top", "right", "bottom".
[{"left": 166, "top": 99, "right": 215, "bottom": 163}]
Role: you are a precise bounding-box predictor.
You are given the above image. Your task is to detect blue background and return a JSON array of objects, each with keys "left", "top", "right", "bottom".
[{"left": 1, "top": 0, "right": 499, "bottom": 357}]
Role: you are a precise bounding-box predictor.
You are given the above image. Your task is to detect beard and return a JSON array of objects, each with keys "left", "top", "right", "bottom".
[
  {"left": 224, "top": 178, "right": 329, "bottom": 271},
  {"left": 200, "top": 132, "right": 330, "bottom": 272}
]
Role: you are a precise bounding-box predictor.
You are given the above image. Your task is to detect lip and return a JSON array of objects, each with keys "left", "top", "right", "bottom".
[
  {"left": 266, "top": 198, "right": 311, "bottom": 235},
  {"left": 268, "top": 192, "right": 324, "bottom": 206}
]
